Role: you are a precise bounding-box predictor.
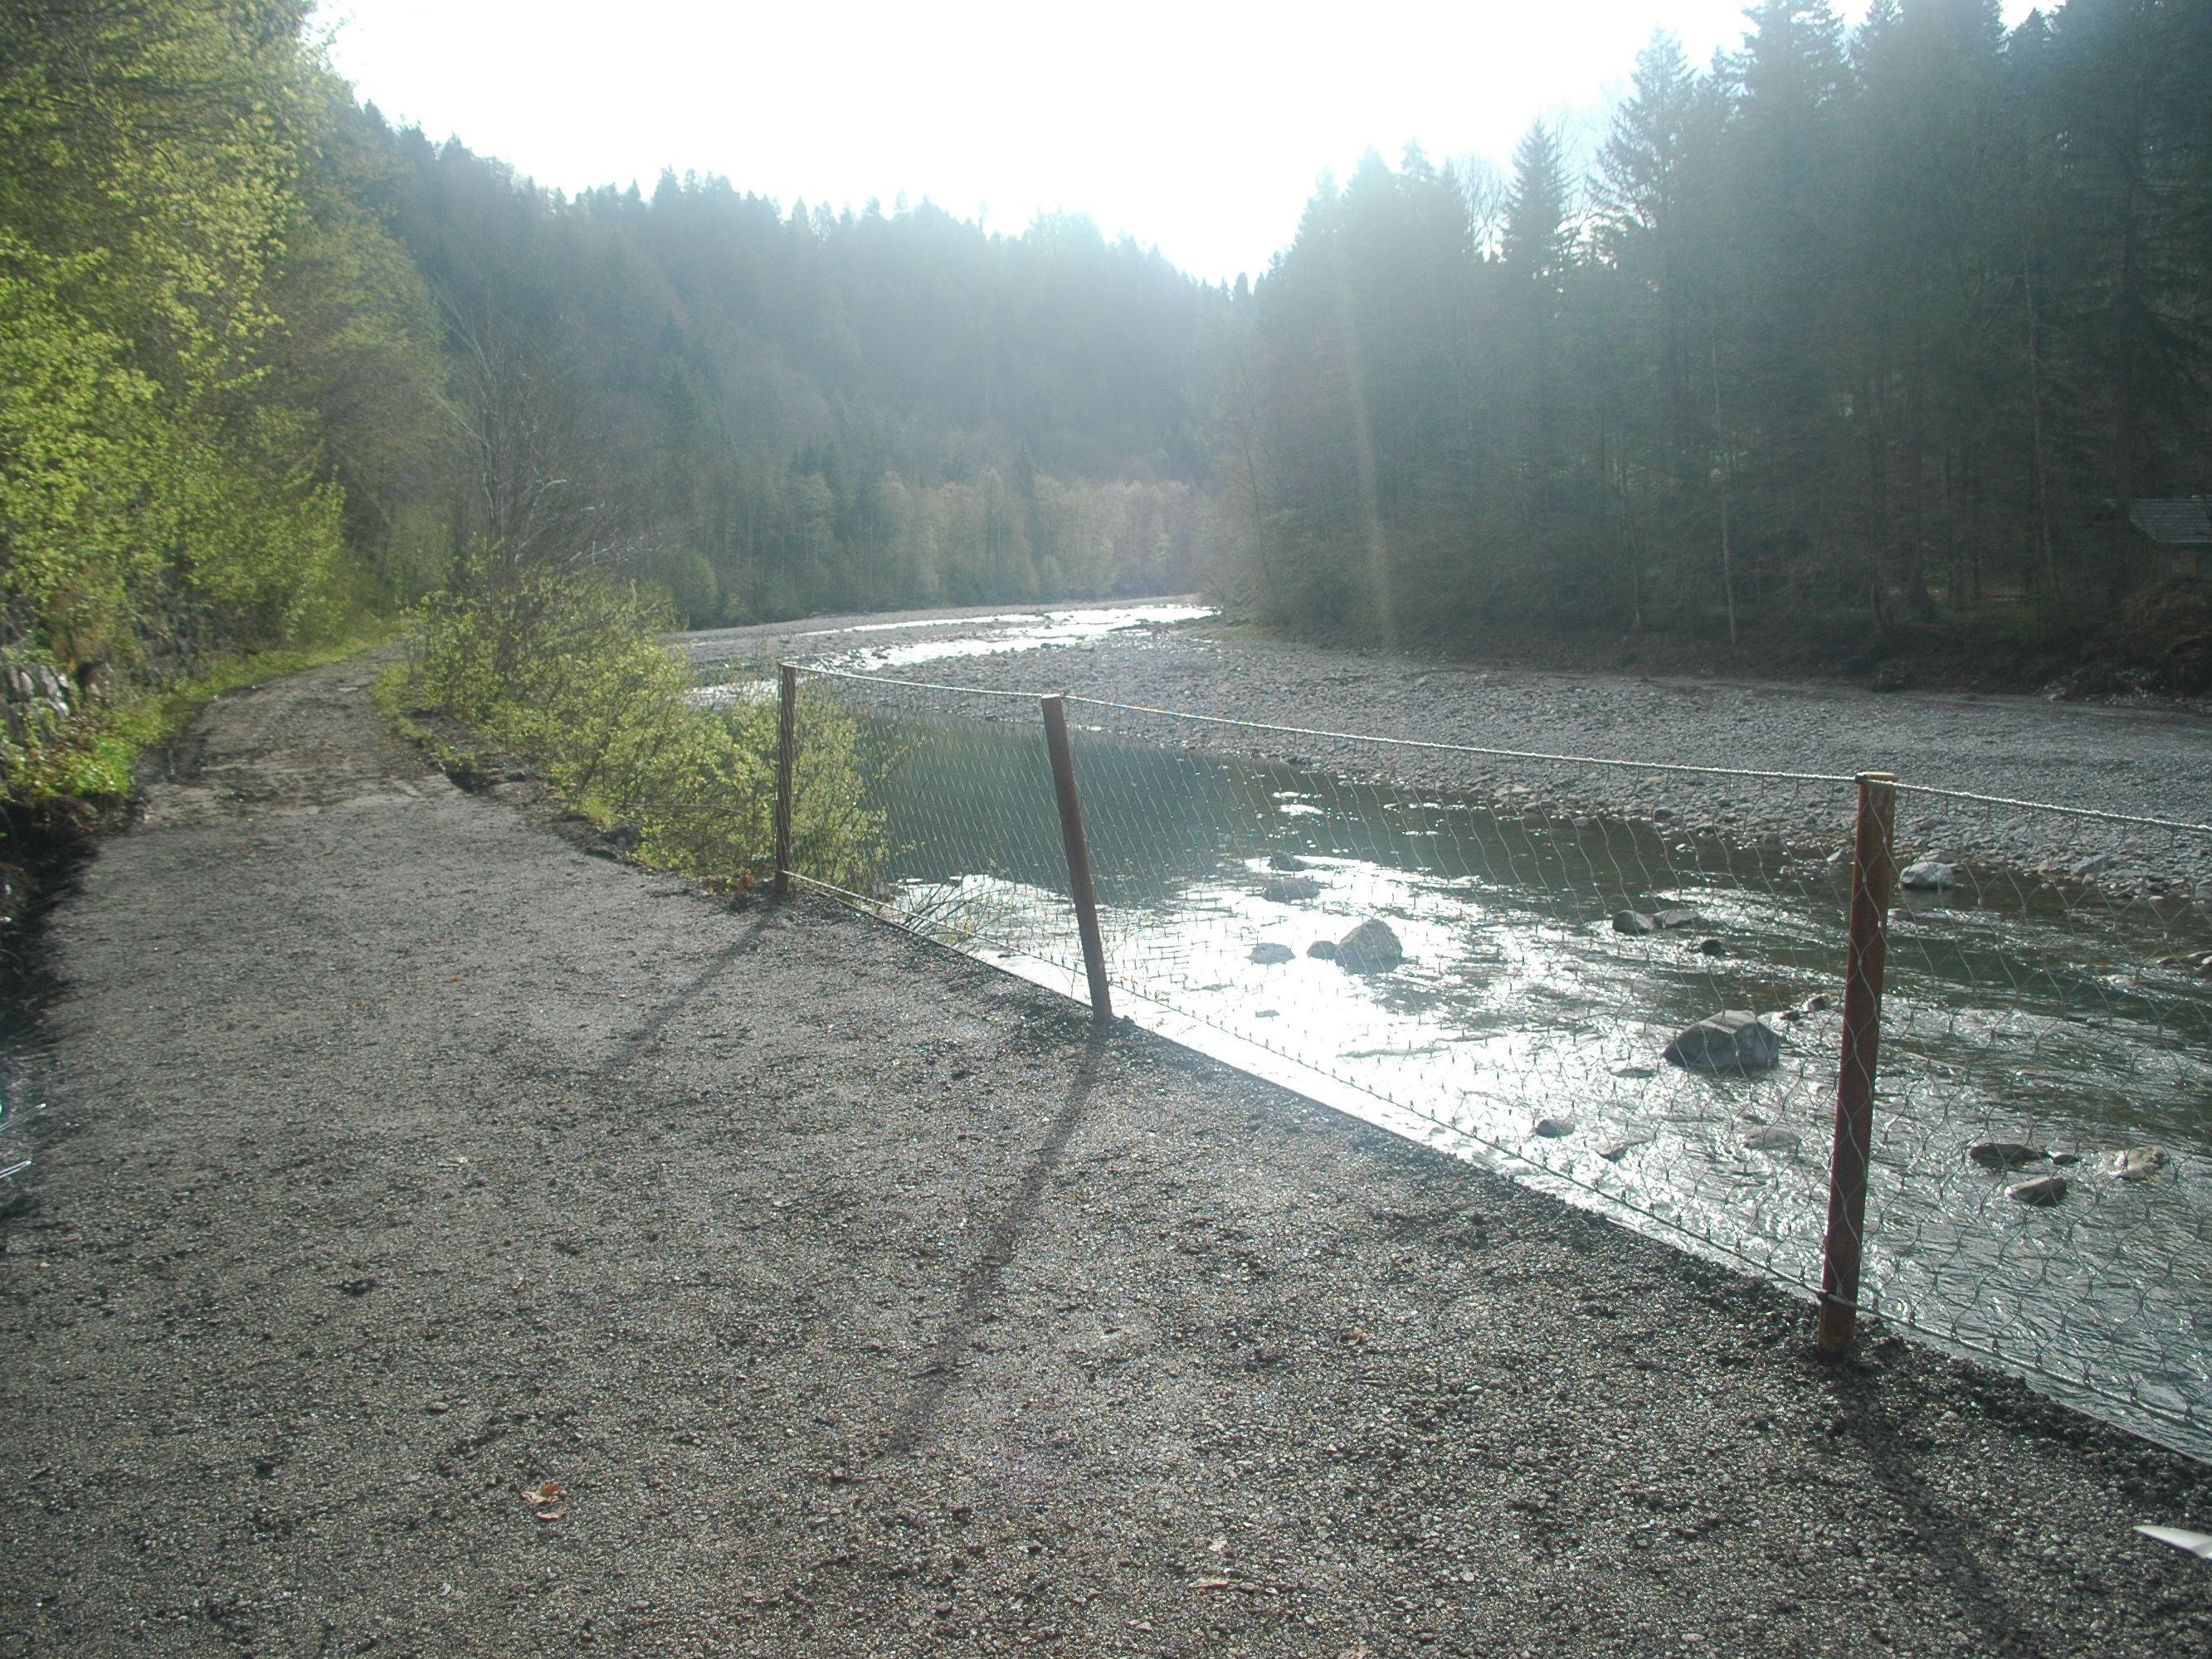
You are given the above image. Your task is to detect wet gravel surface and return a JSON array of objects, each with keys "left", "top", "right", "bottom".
[
  {"left": 696, "top": 604, "right": 2212, "bottom": 892},
  {"left": 1, "top": 659, "right": 2208, "bottom": 1657}
]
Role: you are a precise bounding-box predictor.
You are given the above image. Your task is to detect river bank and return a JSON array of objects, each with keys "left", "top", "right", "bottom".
[
  {"left": 0, "top": 660, "right": 2205, "bottom": 1654},
  {"left": 690, "top": 601, "right": 2212, "bottom": 892}
]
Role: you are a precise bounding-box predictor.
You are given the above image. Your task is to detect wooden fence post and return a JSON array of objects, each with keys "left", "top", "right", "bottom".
[
  {"left": 1040, "top": 694, "right": 1114, "bottom": 1022},
  {"left": 772, "top": 664, "right": 797, "bottom": 896},
  {"left": 1817, "top": 771, "right": 1898, "bottom": 1355}
]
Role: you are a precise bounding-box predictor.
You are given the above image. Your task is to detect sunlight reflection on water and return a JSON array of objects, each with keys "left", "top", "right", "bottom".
[{"left": 803, "top": 603, "right": 1213, "bottom": 671}]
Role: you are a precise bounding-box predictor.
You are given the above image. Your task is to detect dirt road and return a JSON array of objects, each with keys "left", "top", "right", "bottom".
[{"left": 1, "top": 659, "right": 2207, "bottom": 1657}]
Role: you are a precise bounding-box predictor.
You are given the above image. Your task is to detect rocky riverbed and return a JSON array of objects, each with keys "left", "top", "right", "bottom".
[{"left": 692, "top": 603, "right": 2212, "bottom": 895}]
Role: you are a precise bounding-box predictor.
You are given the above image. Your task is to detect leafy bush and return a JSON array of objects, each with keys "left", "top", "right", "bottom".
[{"left": 387, "top": 567, "right": 881, "bottom": 889}]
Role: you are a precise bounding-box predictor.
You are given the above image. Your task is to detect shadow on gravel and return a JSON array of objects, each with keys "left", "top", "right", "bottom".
[
  {"left": 1838, "top": 1379, "right": 2052, "bottom": 1659},
  {"left": 585, "top": 902, "right": 785, "bottom": 1082},
  {"left": 883, "top": 1027, "right": 1109, "bottom": 1456}
]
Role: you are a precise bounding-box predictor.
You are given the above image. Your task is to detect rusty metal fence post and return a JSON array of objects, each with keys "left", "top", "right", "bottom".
[
  {"left": 1040, "top": 694, "right": 1114, "bottom": 1022},
  {"left": 1817, "top": 771, "right": 1898, "bottom": 1355},
  {"left": 772, "top": 664, "right": 798, "bottom": 896}
]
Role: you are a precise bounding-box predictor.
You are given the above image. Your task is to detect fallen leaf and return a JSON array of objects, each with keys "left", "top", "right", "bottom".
[
  {"left": 1188, "top": 1576, "right": 1234, "bottom": 1590},
  {"left": 534, "top": 1506, "right": 566, "bottom": 1522},
  {"left": 521, "top": 1481, "right": 563, "bottom": 1506},
  {"left": 2136, "top": 1525, "right": 2212, "bottom": 1559}
]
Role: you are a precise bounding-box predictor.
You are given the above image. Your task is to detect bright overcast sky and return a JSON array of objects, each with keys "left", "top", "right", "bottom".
[{"left": 318, "top": 0, "right": 2043, "bottom": 286}]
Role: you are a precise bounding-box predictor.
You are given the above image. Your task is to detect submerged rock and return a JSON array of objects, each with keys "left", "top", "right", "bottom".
[
  {"left": 1248, "top": 942, "right": 1295, "bottom": 966},
  {"left": 1663, "top": 1010, "right": 1783, "bottom": 1074},
  {"left": 1263, "top": 876, "right": 1322, "bottom": 903},
  {"left": 2009, "top": 1174, "right": 2069, "bottom": 1207},
  {"left": 1970, "top": 1141, "right": 2048, "bottom": 1170},
  {"left": 1267, "top": 851, "right": 1311, "bottom": 873},
  {"left": 1697, "top": 937, "right": 1728, "bottom": 956},
  {"left": 2107, "top": 1146, "right": 2172, "bottom": 1182},
  {"left": 1652, "top": 907, "right": 1701, "bottom": 930},
  {"left": 1532, "top": 1115, "right": 1576, "bottom": 1138},
  {"left": 1598, "top": 1131, "right": 1654, "bottom": 1161},
  {"left": 1335, "top": 918, "right": 1404, "bottom": 972},
  {"left": 1742, "top": 1126, "right": 1801, "bottom": 1152},
  {"left": 1612, "top": 911, "right": 1659, "bottom": 936},
  {"left": 1899, "top": 859, "right": 1957, "bottom": 891}
]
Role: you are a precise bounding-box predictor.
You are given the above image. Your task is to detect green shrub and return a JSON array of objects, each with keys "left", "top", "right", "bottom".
[{"left": 387, "top": 566, "right": 881, "bottom": 889}]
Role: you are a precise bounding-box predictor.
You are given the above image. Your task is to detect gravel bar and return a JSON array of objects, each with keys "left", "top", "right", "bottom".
[{"left": 693, "top": 603, "right": 2212, "bottom": 893}]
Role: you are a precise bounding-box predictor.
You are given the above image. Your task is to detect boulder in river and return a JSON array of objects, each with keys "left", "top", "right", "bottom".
[
  {"left": 1306, "top": 940, "right": 1338, "bottom": 961},
  {"left": 1264, "top": 875, "right": 1322, "bottom": 903},
  {"left": 1248, "top": 943, "right": 1295, "bottom": 966},
  {"left": 1598, "top": 1131, "right": 1654, "bottom": 1161},
  {"left": 1697, "top": 938, "right": 1728, "bottom": 956},
  {"left": 1532, "top": 1115, "right": 1576, "bottom": 1138},
  {"left": 1335, "top": 918, "right": 1404, "bottom": 972},
  {"left": 1899, "top": 860, "right": 1957, "bottom": 891},
  {"left": 1663, "top": 1010, "right": 1783, "bottom": 1074},
  {"left": 1613, "top": 911, "right": 1659, "bottom": 936},
  {"left": 1267, "top": 851, "right": 1311, "bottom": 873},
  {"left": 2009, "top": 1174, "right": 2069, "bottom": 1207},
  {"left": 1969, "top": 1141, "right": 2047, "bottom": 1170},
  {"left": 2107, "top": 1146, "right": 2171, "bottom": 1182},
  {"left": 1652, "top": 907, "right": 1700, "bottom": 930}
]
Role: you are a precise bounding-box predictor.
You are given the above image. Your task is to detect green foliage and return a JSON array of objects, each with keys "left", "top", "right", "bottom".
[
  {"left": 0, "top": 0, "right": 452, "bottom": 814},
  {"left": 387, "top": 566, "right": 882, "bottom": 889}
]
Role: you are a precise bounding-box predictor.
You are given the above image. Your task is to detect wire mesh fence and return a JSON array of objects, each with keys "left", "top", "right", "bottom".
[{"left": 779, "top": 662, "right": 2212, "bottom": 1461}]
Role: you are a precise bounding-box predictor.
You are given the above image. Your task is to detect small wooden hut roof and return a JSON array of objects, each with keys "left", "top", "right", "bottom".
[{"left": 2127, "top": 499, "right": 2212, "bottom": 547}]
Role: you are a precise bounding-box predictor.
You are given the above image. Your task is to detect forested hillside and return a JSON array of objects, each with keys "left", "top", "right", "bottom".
[
  {"left": 360, "top": 126, "right": 1225, "bottom": 622},
  {"left": 1218, "top": 0, "right": 2212, "bottom": 673}
]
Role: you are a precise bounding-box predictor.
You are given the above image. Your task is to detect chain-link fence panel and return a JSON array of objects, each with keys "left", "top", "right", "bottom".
[
  {"left": 1854, "top": 784, "right": 2212, "bottom": 1445},
  {"left": 790, "top": 669, "right": 1089, "bottom": 985},
  {"left": 776, "top": 664, "right": 2212, "bottom": 1462}
]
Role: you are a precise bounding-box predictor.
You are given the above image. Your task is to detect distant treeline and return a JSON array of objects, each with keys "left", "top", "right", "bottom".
[
  {"left": 361, "top": 126, "right": 1221, "bottom": 622},
  {"left": 1216, "top": 0, "right": 2212, "bottom": 659}
]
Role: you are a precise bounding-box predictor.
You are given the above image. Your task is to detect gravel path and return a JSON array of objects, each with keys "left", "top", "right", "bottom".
[
  {"left": 691, "top": 604, "right": 2212, "bottom": 890},
  {"left": 1, "top": 659, "right": 2209, "bottom": 1656}
]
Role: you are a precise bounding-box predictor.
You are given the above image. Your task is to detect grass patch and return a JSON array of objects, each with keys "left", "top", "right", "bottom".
[{"left": 2, "top": 627, "right": 397, "bottom": 822}]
